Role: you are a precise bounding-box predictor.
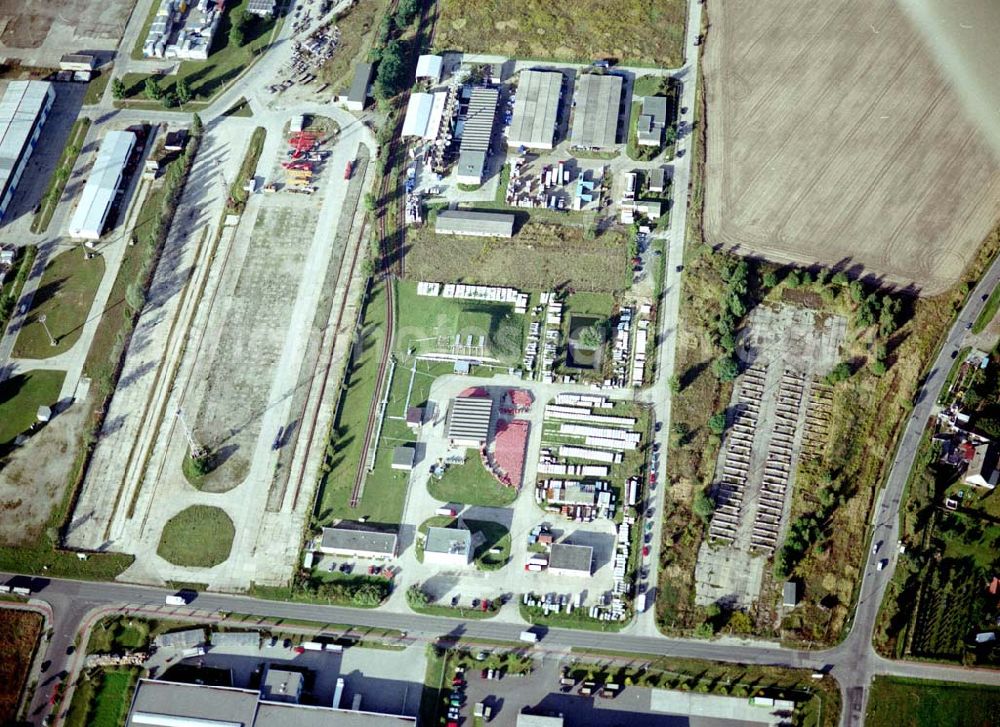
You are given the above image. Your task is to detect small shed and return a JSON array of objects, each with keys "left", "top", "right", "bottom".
[
  {"left": 405, "top": 406, "right": 424, "bottom": 429},
  {"left": 164, "top": 129, "right": 188, "bottom": 152},
  {"left": 392, "top": 445, "right": 416, "bottom": 471},
  {"left": 783, "top": 581, "right": 799, "bottom": 607}
]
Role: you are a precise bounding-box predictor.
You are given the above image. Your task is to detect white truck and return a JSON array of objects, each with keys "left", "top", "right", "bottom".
[
  {"left": 165, "top": 595, "right": 188, "bottom": 606},
  {"left": 519, "top": 630, "right": 539, "bottom": 644},
  {"left": 635, "top": 593, "right": 646, "bottom": 613}
]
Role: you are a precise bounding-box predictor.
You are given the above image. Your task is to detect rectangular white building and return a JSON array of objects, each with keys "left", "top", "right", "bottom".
[{"left": 68, "top": 130, "right": 136, "bottom": 240}]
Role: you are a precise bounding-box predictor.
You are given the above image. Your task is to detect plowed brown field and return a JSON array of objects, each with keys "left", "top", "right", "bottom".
[{"left": 702, "top": 0, "right": 1000, "bottom": 296}]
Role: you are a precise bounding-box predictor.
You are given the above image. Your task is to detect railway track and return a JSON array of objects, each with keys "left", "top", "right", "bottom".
[{"left": 347, "top": 1, "right": 437, "bottom": 508}]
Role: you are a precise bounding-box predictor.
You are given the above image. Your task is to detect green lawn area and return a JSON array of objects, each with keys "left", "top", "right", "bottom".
[
  {"left": 973, "top": 284, "right": 1000, "bottom": 333},
  {"left": 416, "top": 516, "right": 511, "bottom": 570},
  {"left": 120, "top": 0, "right": 281, "bottom": 107},
  {"left": 867, "top": 676, "right": 1000, "bottom": 726},
  {"left": 13, "top": 246, "right": 105, "bottom": 359},
  {"left": 32, "top": 118, "right": 91, "bottom": 234},
  {"left": 314, "top": 282, "right": 409, "bottom": 526},
  {"left": 394, "top": 280, "right": 526, "bottom": 363},
  {"left": 0, "top": 370, "right": 66, "bottom": 449},
  {"left": 82, "top": 70, "right": 112, "bottom": 106},
  {"left": 0, "top": 246, "right": 37, "bottom": 335},
  {"left": 429, "top": 453, "right": 519, "bottom": 507},
  {"left": 156, "top": 506, "right": 235, "bottom": 568},
  {"left": 64, "top": 667, "right": 140, "bottom": 727}
]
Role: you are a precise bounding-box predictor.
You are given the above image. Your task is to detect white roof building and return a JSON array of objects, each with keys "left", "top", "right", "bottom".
[
  {"left": 0, "top": 81, "right": 55, "bottom": 223},
  {"left": 424, "top": 526, "right": 473, "bottom": 567},
  {"left": 401, "top": 92, "right": 447, "bottom": 140},
  {"left": 965, "top": 442, "right": 999, "bottom": 489},
  {"left": 416, "top": 54, "right": 444, "bottom": 83},
  {"left": 68, "top": 130, "right": 136, "bottom": 240}
]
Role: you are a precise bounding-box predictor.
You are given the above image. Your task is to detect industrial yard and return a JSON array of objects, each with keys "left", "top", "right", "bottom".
[{"left": 702, "top": 0, "right": 1000, "bottom": 296}]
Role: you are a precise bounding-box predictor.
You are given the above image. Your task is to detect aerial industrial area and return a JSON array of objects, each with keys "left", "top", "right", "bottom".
[{"left": 0, "top": 1, "right": 999, "bottom": 726}]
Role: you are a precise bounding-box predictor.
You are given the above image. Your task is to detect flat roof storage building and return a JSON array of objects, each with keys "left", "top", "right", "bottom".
[
  {"left": 125, "top": 679, "right": 417, "bottom": 727},
  {"left": 548, "top": 543, "right": 593, "bottom": 577},
  {"left": 416, "top": 54, "right": 444, "bottom": 83},
  {"left": 346, "top": 62, "right": 373, "bottom": 111},
  {"left": 319, "top": 524, "right": 398, "bottom": 559},
  {"left": 0, "top": 81, "right": 55, "bottom": 224},
  {"left": 435, "top": 209, "right": 514, "bottom": 238},
  {"left": 571, "top": 74, "right": 624, "bottom": 148},
  {"left": 638, "top": 95, "right": 668, "bottom": 146},
  {"left": 446, "top": 395, "right": 494, "bottom": 447},
  {"left": 424, "top": 526, "right": 473, "bottom": 567},
  {"left": 457, "top": 87, "right": 499, "bottom": 185},
  {"left": 68, "top": 130, "right": 136, "bottom": 240},
  {"left": 508, "top": 70, "right": 562, "bottom": 150}
]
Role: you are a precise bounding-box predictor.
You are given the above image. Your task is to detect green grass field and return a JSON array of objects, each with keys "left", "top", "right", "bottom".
[
  {"left": 64, "top": 667, "right": 140, "bottom": 727},
  {"left": 428, "top": 454, "right": 519, "bottom": 507},
  {"left": 13, "top": 246, "right": 105, "bottom": 359},
  {"left": 394, "top": 281, "right": 525, "bottom": 362},
  {"left": 867, "top": 676, "right": 1000, "bottom": 726},
  {"left": 157, "top": 506, "right": 235, "bottom": 568},
  {"left": 121, "top": 0, "right": 281, "bottom": 107},
  {"left": 0, "top": 370, "right": 66, "bottom": 449}
]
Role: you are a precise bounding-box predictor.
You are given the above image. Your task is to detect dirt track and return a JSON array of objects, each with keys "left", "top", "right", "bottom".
[{"left": 702, "top": 0, "right": 1000, "bottom": 296}]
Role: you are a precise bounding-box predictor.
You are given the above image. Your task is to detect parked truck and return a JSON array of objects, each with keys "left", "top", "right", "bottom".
[
  {"left": 519, "top": 630, "right": 539, "bottom": 644},
  {"left": 635, "top": 593, "right": 646, "bottom": 613},
  {"left": 165, "top": 595, "right": 187, "bottom": 606}
]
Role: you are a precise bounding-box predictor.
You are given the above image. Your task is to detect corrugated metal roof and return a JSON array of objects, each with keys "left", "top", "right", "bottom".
[
  {"left": 508, "top": 70, "right": 562, "bottom": 149},
  {"left": 68, "top": 130, "right": 136, "bottom": 240},
  {"left": 0, "top": 81, "right": 53, "bottom": 204},
  {"left": 571, "top": 74, "right": 623, "bottom": 148},
  {"left": 446, "top": 395, "right": 494, "bottom": 442},
  {"left": 436, "top": 209, "right": 514, "bottom": 238},
  {"left": 459, "top": 87, "right": 498, "bottom": 153}
]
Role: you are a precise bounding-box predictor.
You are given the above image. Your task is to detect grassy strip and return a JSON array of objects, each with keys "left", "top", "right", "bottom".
[
  {"left": 227, "top": 126, "right": 266, "bottom": 213},
  {"left": 406, "top": 588, "right": 499, "bottom": 620},
  {"left": 867, "top": 676, "right": 1000, "bottom": 727},
  {"left": 31, "top": 117, "right": 91, "bottom": 233},
  {"left": 82, "top": 70, "right": 112, "bottom": 107},
  {"left": 0, "top": 245, "right": 37, "bottom": 332},
  {"left": 972, "top": 284, "right": 1000, "bottom": 333},
  {"left": 519, "top": 602, "right": 625, "bottom": 633},
  {"left": 250, "top": 571, "right": 393, "bottom": 609},
  {"left": 63, "top": 667, "right": 140, "bottom": 727}
]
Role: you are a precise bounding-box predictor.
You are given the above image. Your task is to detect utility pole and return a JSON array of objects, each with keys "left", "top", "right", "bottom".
[
  {"left": 38, "top": 314, "right": 57, "bottom": 347},
  {"left": 176, "top": 408, "right": 206, "bottom": 459}
]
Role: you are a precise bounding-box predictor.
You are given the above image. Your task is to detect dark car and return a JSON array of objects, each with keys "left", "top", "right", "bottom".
[{"left": 951, "top": 350, "right": 959, "bottom": 359}]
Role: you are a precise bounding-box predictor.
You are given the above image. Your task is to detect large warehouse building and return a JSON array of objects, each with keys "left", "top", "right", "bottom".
[
  {"left": 571, "top": 74, "right": 624, "bottom": 148},
  {"left": 446, "top": 395, "right": 494, "bottom": 447},
  {"left": 125, "top": 679, "right": 417, "bottom": 726},
  {"left": 508, "top": 69, "right": 562, "bottom": 150},
  {"left": 435, "top": 209, "right": 514, "bottom": 238},
  {"left": 68, "top": 130, "right": 136, "bottom": 240},
  {"left": 548, "top": 543, "right": 593, "bottom": 577},
  {"left": 0, "top": 81, "right": 55, "bottom": 224},
  {"left": 456, "top": 87, "right": 499, "bottom": 185},
  {"left": 401, "top": 91, "right": 447, "bottom": 141}
]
